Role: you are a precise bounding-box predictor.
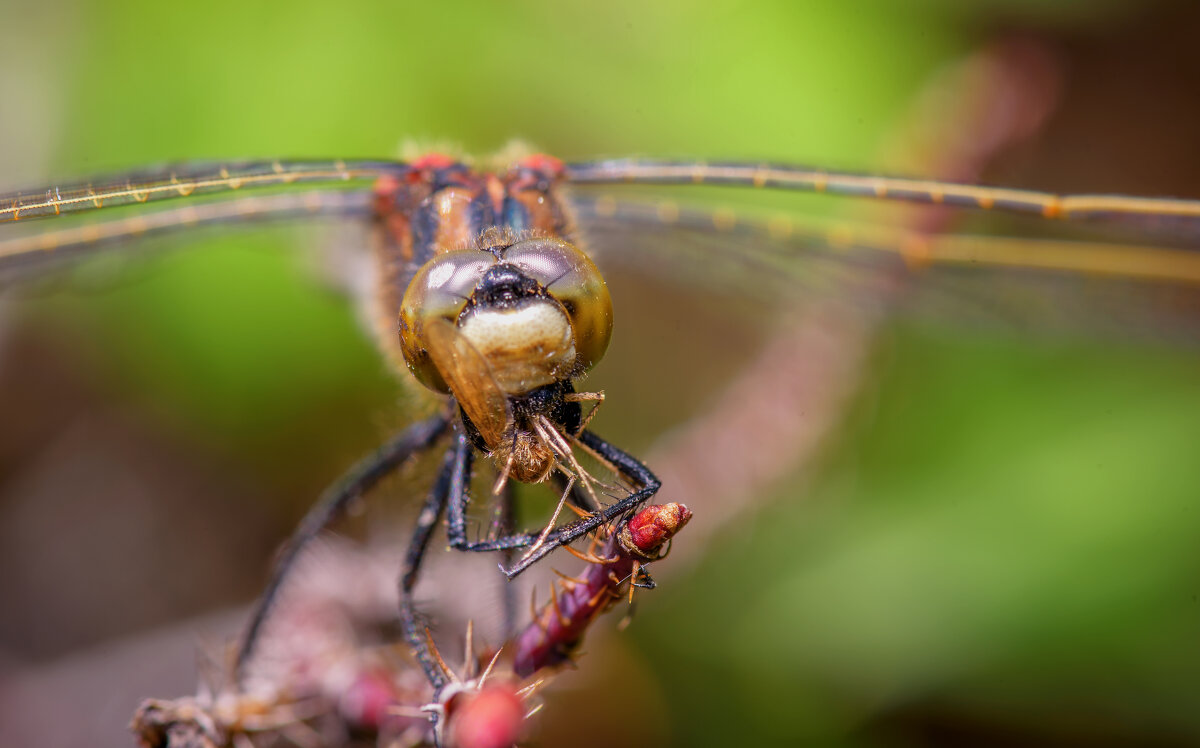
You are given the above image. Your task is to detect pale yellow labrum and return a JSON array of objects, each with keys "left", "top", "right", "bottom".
[{"left": 458, "top": 300, "right": 577, "bottom": 396}]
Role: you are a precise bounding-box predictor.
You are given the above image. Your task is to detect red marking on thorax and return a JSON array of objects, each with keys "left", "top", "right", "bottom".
[
  {"left": 372, "top": 174, "right": 402, "bottom": 212},
  {"left": 410, "top": 153, "right": 458, "bottom": 170},
  {"left": 517, "top": 153, "right": 564, "bottom": 176}
]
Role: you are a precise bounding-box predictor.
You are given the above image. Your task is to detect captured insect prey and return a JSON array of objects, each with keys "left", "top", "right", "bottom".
[{"left": 4, "top": 148, "right": 1200, "bottom": 748}]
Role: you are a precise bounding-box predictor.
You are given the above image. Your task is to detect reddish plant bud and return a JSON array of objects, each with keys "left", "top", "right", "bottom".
[
  {"left": 339, "top": 668, "right": 422, "bottom": 734},
  {"left": 619, "top": 502, "right": 692, "bottom": 557},
  {"left": 444, "top": 682, "right": 526, "bottom": 748}
]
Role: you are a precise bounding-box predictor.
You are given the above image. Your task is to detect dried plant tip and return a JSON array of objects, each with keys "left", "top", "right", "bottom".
[
  {"left": 443, "top": 682, "right": 526, "bottom": 748},
  {"left": 618, "top": 502, "right": 692, "bottom": 559},
  {"left": 132, "top": 699, "right": 222, "bottom": 748}
]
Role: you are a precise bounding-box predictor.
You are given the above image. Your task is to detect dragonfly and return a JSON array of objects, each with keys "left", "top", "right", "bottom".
[{"left": 3, "top": 151, "right": 1200, "bottom": 743}]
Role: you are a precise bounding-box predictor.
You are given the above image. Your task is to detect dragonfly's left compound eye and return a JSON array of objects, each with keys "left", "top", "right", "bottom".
[
  {"left": 398, "top": 250, "right": 494, "bottom": 392},
  {"left": 502, "top": 237, "right": 613, "bottom": 374}
]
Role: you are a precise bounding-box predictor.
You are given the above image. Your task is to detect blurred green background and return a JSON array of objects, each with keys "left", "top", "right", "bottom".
[{"left": 2, "top": 1, "right": 1200, "bottom": 746}]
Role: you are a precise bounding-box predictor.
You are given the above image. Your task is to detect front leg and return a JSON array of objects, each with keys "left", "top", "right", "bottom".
[
  {"left": 442, "top": 432, "right": 538, "bottom": 551},
  {"left": 500, "top": 429, "right": 660, "bottom": 578},
  {"left": 440, "top": 428, "right": 659, "bottom": 577},
  {"left": 442, "top": 433, "right": 595, "bottom": 553},
  {"left": 399, "top": 443, "right": 460, "bottom": 691}
]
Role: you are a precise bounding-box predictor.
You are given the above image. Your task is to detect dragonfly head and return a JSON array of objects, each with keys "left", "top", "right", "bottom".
[
  {"left": 399, "top": 236, "right": 612, "bottom": 483},
  {"left": 399, "top": 236, "right": 613, "bottom": 397}
]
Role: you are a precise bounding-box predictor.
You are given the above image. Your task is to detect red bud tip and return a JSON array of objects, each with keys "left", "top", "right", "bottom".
[
  {"left": 445, "top": 683, "right": 525, "bottom": 748},
  {"left": 624, "top": 503, "right": 692, "bottom": 554},
  {"left": 339, "top": 670, "right": 400, "bottom": 729}
]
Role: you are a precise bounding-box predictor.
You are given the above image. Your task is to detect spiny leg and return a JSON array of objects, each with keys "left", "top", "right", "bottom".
[
  {"left": 551, "top": 470, "right": 600, "bottom": 515},
  {"left": 494, "top": 478, "right": 518, "bottom": 642},
  {"left": 518, "top": 473, "right": 577, "bottom": 565},
  {"left": 443, "top": 432, "right": 481, "bottom": 551},
  {"left": 564, "top": 390, "right": 605, "bottom": 434},
  {"left": 399, "top": 442, "right": 461, "bottom": 691},
  {"left": 400, "top": 434, "right": 527, "bottom": 690},
  {"left": 443, "top": 449, "right": 602, "bottom": 554},
  {"left": 234, "top": 414, "right": 451, "bottom": 681},
  {"left": 443, "top": 430, "right": 549, "bottom": 553},
  {"left": 510, "top": 415, "right": 608, "bottom": 567},
  {"left": 500, "top": 430, "right": 660, "bottom": 579},
  {"left": 439, "top": 428, "right": 660, "bottom": 574},
  {"left": 399, "top": 430, "right": 658, "bottom": 690}
]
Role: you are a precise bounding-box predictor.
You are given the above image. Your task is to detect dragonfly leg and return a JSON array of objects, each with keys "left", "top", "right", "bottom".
[
  {"left": 500, "top": 430, "right": 660, "bottom": 579},
  {"left": 399, "top": 443, "right": 460, "bottom": 691},
  {"left": 495, "top": 478, "right": 518, "bottom": 642},
  {"left": 397, "top": 446, "right": 614, "bottom": 723},
  {"left": 442, "top": 437, "right": 603, "bottom": 555},
  {"left": 233, "top": 414, "right": 451, "bottom": 682},
  {"left": 429, "top": 427, "right": 657, "bottom": 581},
  {"left": 551, "top": 470, "right": 601, "bottom": 514}
]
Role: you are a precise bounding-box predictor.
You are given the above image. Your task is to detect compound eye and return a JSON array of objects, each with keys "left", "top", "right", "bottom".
[
  {"left": 399, "top": 250, "right": 494, "bottom": 392},
  {"left": 504, "top": 238, "right": 613, "bottom": 372}
]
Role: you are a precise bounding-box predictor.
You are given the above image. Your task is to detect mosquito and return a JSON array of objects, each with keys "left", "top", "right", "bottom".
[{"left": 3, "top": 152, "right": 1200, "bottom": 697}]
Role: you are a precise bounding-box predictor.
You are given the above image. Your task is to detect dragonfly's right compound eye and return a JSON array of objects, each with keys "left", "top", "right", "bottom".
[
  {"left": 399, "top": 250, "right": 494, "bottom": 392},
  {"left": 502, "top": 237, "right": 613, "bottom": 375}
]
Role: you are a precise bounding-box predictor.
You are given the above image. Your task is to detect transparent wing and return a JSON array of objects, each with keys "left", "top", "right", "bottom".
[
  {"left": 0, "top": 159, "right": 406, "bottom": 224},
  {"left": 564, "top": 159, "right": 1200, "bottom": 236},
  {"left": 0, "top": 190, "right": 374, "bottom": 284},
  {"left": 570, "top": 192, "right": 1200, "bottom": 344},
  {"left": 423, "top": 317, "right": 511, "bottom": 448}
]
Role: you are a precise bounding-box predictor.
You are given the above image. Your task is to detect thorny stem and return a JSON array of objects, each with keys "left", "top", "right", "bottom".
[{"left": 512, "top": 502, "right": 691, "bottom": 677}]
